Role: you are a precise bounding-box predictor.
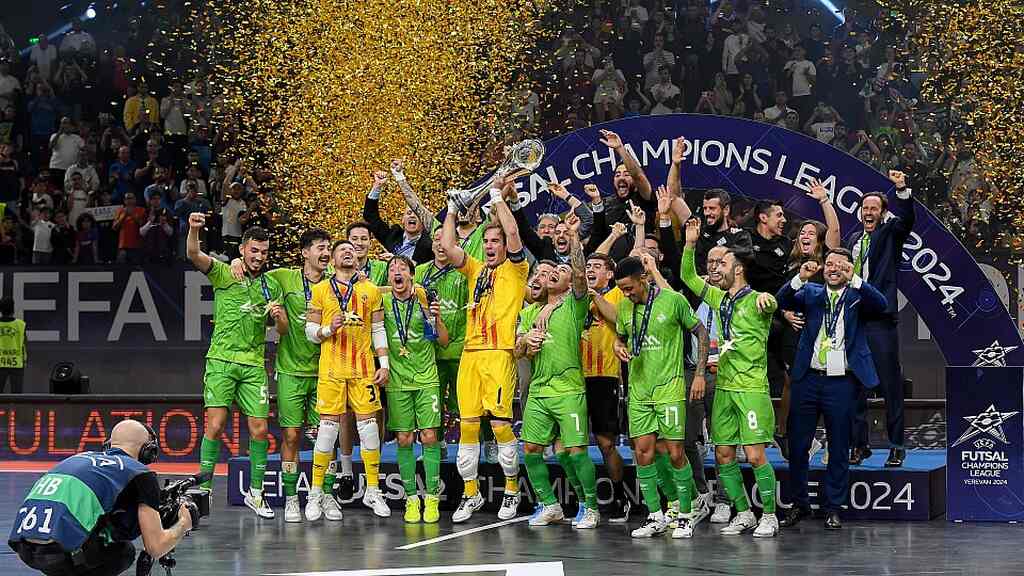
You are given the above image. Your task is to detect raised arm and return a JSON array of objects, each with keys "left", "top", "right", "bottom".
[
  {"left": 595, "top": 221, "right": 627, "bottom": 256},
  {"left": 186, "top": 212, "right": 213, "bottom": 272},
  {"left": 641, "top": 252, "right": 672, "bottom": 291},
  {"left": 667, "top": 137, "right": 691, "bottom": 211},
  {"left": 680, "top": 219, "right": 711, "bottom": 299},
  {"left": 440, "top": 200, "right": 467, "bottom": 268},
  {"left": 807, "top": 178, "right": 841, "bottom": 249},
  {"left": 391, "top": 159, "right": 439, "bottom": 232},
  {"left": 363, "top": 170, "right": 397, "bottom": 246},
  {"left": 590, "top": 290, "right": 618, "bottom": 325},
  {"left": 886, "top": 170, "right": 916, "bottom": 240},
  {"left": 656, "top": 187, "right": 683, "bottom": 288},
  {"left": 628, "top": 201, "right": 646, "bottom": 255},
  {"left": 489, "top": 175, "right": 523, "bottom": 255},
  {"left": 600, "top": 129, "right": 652, "bottom": 200},
  {"left": 565, "top": 213, "right": 587, "bottom": 297}
]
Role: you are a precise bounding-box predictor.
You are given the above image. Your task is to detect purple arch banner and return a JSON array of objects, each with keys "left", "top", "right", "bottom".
[{"left": 505, "top": 114, "right": 1022, "bottom": 367}]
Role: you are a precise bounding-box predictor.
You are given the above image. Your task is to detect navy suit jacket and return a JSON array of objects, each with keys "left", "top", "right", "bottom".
[
  {"left": 776, "top": 277, "right": 889, "bottom": 388},
  {"left": 844, "top": 188, "right": 916, "bottom": 321}
]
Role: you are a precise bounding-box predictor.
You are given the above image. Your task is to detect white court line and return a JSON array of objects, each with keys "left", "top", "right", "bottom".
[
  {"left": 268, "top": 561, "right": 564, "bottom": 576},
  {"left": 394, "top": 516, "right": 530, "bottom": 550}
]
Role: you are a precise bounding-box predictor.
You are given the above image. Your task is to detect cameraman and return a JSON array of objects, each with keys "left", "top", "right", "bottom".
[{"left": 9, "top": 419, "right": 194, "bottom": 576}]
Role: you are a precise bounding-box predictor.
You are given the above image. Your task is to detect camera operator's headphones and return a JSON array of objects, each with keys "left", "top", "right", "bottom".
[{"left": 102, "top": 422, "right": 160, "bottom": 465}]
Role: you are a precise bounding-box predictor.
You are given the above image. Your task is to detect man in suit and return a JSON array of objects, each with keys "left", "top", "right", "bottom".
[
  {"left": 775, "top": 248, "right": 888, "bottom": 529},
  {"left": 845, "top": 170, "right": 915, "bottom": 467},
  {"left": 362, "top": 166, "right": 433, "bottom": 264}
]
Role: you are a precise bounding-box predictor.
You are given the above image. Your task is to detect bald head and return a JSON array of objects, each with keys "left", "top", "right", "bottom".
[{"left": 108, "top": 419, "right": 153, "bottom": 459}]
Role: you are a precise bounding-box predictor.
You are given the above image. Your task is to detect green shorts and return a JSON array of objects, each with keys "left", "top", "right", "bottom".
[
  {"left": 276, "top": 372, "right": 320, "bottom": 428},
  {"left": 521, "top": 393, "right": 589, "bottom": 448},
  {"left": 628, "top": 400, "right": 685, "bottom": 440},
  {"left": 711, "top": 389, "right": 775, "bottom": 446},
  {"left": 437, "top": 359, "right": 460, "bottom": 415},
  {"left": 386, "top": 387, "right": 442, "bottom": 432},
  {"left": 203, "top": 358, "right": 268, "bottom": 418}
]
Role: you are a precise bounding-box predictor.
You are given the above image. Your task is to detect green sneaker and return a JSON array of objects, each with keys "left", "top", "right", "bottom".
[
  {"left": 404, "top": 495, "right": 422, "bottom": 523},
  {"left": 423, "top": 494, "right": 440, "bottom": 524}
]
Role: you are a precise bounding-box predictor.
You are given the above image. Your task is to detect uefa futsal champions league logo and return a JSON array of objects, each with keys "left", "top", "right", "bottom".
[
  {"left": 953, "top": 404, "right": 1020, "bottom": 486},
  {"left": 971, "top": 340, "right": 1019, "bottom": 367}
]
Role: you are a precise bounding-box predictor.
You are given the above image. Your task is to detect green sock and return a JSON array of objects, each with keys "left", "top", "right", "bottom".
[
  {"left": 672, "top": 462, "right": 695, "bottom": 514},
  {"left": 637, "top": 463, "right": 662, "bottom": 515},
  {"left": 199, "top": 437, "right": 220, "bottom": 490},
  {"left": 569, "top": 451, "right": 598, "bottom": 509},
  {"left": 281, "top": 461, "right": 299, "bottom": 497},
  {"left": 655, "top": 452, "right": 679, "bottom": 502},
  {"left": 719, "top": 461, "right": 750, "bottom": 512},
  {"left": 249, "top": 439, "right": 269, "bottom": 492},
  {"left": 423, "top": 443, "right": 441, "bottom": 495},
  {"left": 397, "top": 445, "right": 417, "bottom": 495},
  {"left": 753, "top": 463, "right": 777, "bottom": 513},
  {"left": 323, "top": 461, "right": 337, "bottom": 493},
  {"left": 524, "top": 452, "right": 557, "bottom": 505},
  {"left": 556, "top": 451, "right": 583, "bottom": 501}
]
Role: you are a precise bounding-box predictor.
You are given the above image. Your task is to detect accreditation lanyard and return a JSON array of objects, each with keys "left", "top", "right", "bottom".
[
  {"left": 823, "top": 288, "right": 848, "bottom": 342},
  {"left": 422, "top": 264, "right": 452, "bottom": 290},
  {"left": 329, "top": 275, "right": 357, "bottom": 316},
  {"left": 392, "top": 295, "right": 418, "bottom": 348},
  {"left": 631, "top": 284, "right": 658, "bottom": 357},
  {"left": 719, "top": 285, "right": 753, "bottom": 341}
]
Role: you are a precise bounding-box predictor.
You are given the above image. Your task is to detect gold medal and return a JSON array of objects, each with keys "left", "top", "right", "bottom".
[
  {"left": 464, "top": 302, "right": 478, "bottom": 311},
  {"left": 344, "top": 311, "right": 362, "bottom": 324},
  {"left": 399, "top": 346, "right": 410, "bottom": 357},
  {"left": 720, "top": 339, "right": 735, "bottom": 355}
]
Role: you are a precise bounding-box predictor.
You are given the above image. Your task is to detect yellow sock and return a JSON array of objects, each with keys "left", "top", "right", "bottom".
[
  {"left": 312, "top": 450, "right": 332, "bottom": 490},
  {"left": 363, "top": 448, "right": 381, "bottom": 489},
  {"left": 460, "top": 420, "right": 481, "bottom": 497},
  {"left": 492, "top": 425, "right": 519, "bottom": 493}
]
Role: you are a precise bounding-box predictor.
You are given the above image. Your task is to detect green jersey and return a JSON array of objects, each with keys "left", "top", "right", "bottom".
[
  {"left": 430, "top": 218, "right": 488, "bottom": 261},
  {"left": 681, "top": 247, "right": 776, "bottom": 394},
  {"left": 415, "top": 261, "right": 468, "bottom": 360},
  {"left": 206, "top": 259, "right": 283, "bottom": 367},
  {"left": 361, "top": 259, "right": 388, "bottom": 286},
  {"left": 517, "top": 293, "right": 590, "bottom": 398},
  {"left": 266, "top": 268, "right": 323, "bottom": 376},
  {"left": 615, "top": 287, "right": 698, "bottom": 404},
  {"left": 382, "top": 292, "right": 440, "bottom": 391}
]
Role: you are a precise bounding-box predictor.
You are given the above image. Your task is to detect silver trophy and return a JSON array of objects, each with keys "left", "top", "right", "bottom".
[{"left": 446, "top": 139, "right": 546, "bottom": 213}]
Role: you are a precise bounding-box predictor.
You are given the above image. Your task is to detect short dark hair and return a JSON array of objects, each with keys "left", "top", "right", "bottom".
[
  {"left": 755, "top": 200, "right": 783, "bottom": 219},
  {"left": 586, "top": 253, "right": 616, "bottom": 272},
  {"left": 704, "top": 189, "right": 731, "bottom": 207},
  {"left": 825, "top": 247, "right": 854, "bottom": 263},
  {"left": 345, "top": 221, "right": 371, "bottom": 237},
  {"left": 299, "top": 228, "right": 331, "bottom": 250},
  {"left": 0, "top": 296, "right": 13, "bottom": 317},
  {"left": 862, "top": 191, "right": 888, "bottom": 210},
  {"left": 242, "top": 226, "right": 269, "bottom": 244},
  {"left": 613, "top": 256, "right": 645, "bottom": 280},
  {"left": 331, "top": 239, "right": 354, "bottom": 253},
  {"left": 725, "top": 246, "right": 756, "bottom": 272},
  {"left": 535, "top": 259, "right": 559, "bottom": 270},
  {"left": 387, "top": 254, "right": 415, "bottom": 276}
]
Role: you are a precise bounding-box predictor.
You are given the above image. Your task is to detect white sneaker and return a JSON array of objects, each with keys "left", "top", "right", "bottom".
[
  {"left": 687, "top": 493, "right": 712, "bottom": 526},
  {"left": 284, "top": 495, "right": 301, "bottom": 523},
  {"left": 244, "top": 488, "right": 275, "bottom": 519},
  {"left": 672, "top": 518, "right": 696, "bottom": 539},
  {"left": 362, "top": 487, "right": 391, "bottom": 518},
  {"left": 710, "top": 502, "right": 732, "bottom": 523},
  {"left": 452, "top": 493, "right": 485, "bottom": 523},
  {"left": 631, "top": 512, "right": 669, "bottom": 538},
  {"left": 305, "top": 490, "right": 323, "bottom": 521},
  {"left": 720, "top": 510, "right": 757, "bottom": 535},
  {"left": 498, "top": 491, "right": 521, "bottom": 520},
  {"left": 808, "top": 437, "right": 824, "bottom": 461},
  {"left": 484, "top": 441, "right": 499, "bottom": 464},
  {"left": 575, "top": 505, "right": 599, "bottom": 529},
  {"left": 665, "top": 500, "right": 679, "bottom": 529},
  {"left": 753, "top": 513, "right": 780, "bottom": 538},
  {"left": 528, "top": 503, "right": 565, "bottom": 526},
  {"left": 322, "top": 492, "right": 344, "bottom": 521}
]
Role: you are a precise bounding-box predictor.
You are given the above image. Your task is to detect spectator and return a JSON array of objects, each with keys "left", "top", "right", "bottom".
[
  {"left": 189, "top": 124, "right": 212, "bottom": 172},
  {"left": 804, "top": 104, "right": 842, "bottom": 143},
  {"left": 0, "top": 60, "right": 21, "bottom": 110},
  {"left": 112, "top": 192, "right": 145, "bottom": 264},
  {"left": 73, "top": 212, "right": 99, "bottom": 264},
  {"left": 48, "top": 117, "right": 84, "bottom": 187},
  {"left": 783, "top": 46, "right": 816, "bottom": 121},
  {"left": 30, "top": 207, "right": 54, "bottom": 264},
  {"left": 28, "top": 83, "right": 61, "bottom": 170},
  {"left": 123, "top": 82, "right": 159, "bottom": 132},
  {"left": 30, "top": 179, "right": 54, "bottom": 212},
  {"left": 53, "top": 56, "right": 89, "bottom": 121},
  {"left": 65, "top": 171, "right": 91, "bottom": 225},
  {"left": 722, "top": 28, "right": 749, "bottom": 88},
  {"left": 50, "top": 210, "right": 75, "bottom": 264},
  {"left": 108, "top": 145, "right": 136, "bottom": 204},
  {"left": 140, "top": 206, "right": 174, "bottom": 263},
  {"left": 220, "top": 182, "right": 246, "bottom": 258},
  {"left": 64, "top": 148, "right": 99, "bottom": 193},
  {"left": 161, "top": 79, "right": 193, "bottom": 173},
  {"left": 649, "top": 66, "right": 680, "bottom": 115},
  {"left": 59, "top": 19, "right": 96, "bottom": 60},
  {"left": 173, "top": 180, "right": 211, "bottom": 257},
  {"left": 737, "top": 73, "right": 763, "bottom": 117},
  {"left": 711, "top": 72, "right": 735, "bottom": 115},
  {"left": 801, "top": 23, "right": 826, "bottom": 62},
  {"left": 29, "top": 34, "right": 59, "bottom": 83},
  {"left": 642, "top": 33, "right": 675, "bottom": 90},
  {"left": 0, "top": 144, "right": 19, "bottom": 213},
  {"left": 0, "top": 104, "right": 21, "bottom": 151},
  {"left": 764, "top": 90, "right": 795, "bottom": 125},
  {"left": 625, "top": 0, "right": 649, "bottom": 33},
  {"left": 179, "top": 163, "right": 208, "bottom": 200},
  {"left": 144, "top": 165, "right": 177, "bottom": 209},
  {"left": 592, "top": 57, "right": 626, "bottom": 123}
]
